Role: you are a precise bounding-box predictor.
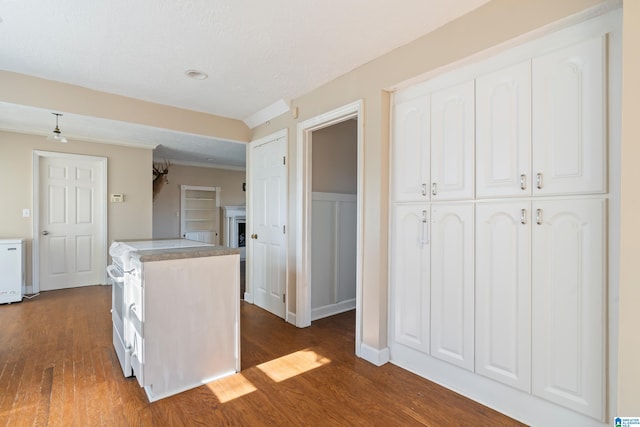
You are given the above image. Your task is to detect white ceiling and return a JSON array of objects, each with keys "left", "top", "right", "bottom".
[{"left": 0, "top": 0, "right": 490, "bottom": 168}]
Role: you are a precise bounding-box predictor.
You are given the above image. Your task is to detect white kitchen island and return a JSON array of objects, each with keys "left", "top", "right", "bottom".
[{"left": 112, "top": 241, "right": 240, "bottom": 402}]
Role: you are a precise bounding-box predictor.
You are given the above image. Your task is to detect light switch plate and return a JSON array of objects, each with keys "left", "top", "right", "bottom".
[{"left": 22, "top": 208, "right": 30, "bottom": 218}]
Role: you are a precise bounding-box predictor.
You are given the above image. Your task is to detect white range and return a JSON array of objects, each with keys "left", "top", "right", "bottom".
[{"left": 107, "top": 239, "right": 240, "bottom": 402}]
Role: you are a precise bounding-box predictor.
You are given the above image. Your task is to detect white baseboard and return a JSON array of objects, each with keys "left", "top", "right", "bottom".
[
  {"left": 243, "top": 292, "right": 253, "bottom": 303},
  {"left": 287, "top": 311, "right": 297, "bottom": 326},
  {"left": 359, "top": 343, "right": 390, "bottom": 367},
  {"left": 311, "top": 298, "right": 356, "bottom": 321}
]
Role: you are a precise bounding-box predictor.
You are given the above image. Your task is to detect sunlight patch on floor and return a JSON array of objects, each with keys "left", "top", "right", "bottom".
[
  {"left": 256, "top": 348, "right": 331, "bottom": 383},
  {"left": 207, "top": 373, "right": 257, "bottom": 403}
]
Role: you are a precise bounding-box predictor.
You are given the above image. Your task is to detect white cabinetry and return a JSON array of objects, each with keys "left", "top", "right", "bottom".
[
  {"left": 180, "top": 185, "right": 221, "bottom": 244},
  {"left": 476, "top": 198, "right": 606, "bottom": 418},
  {"left": 391, "top": 203, "right": 474, "bottom": 366},
  {"left": 390, "top": 17, "right": 612, "bottom": 426},
  {"left": 392, "top": 94, "right": 430, "bottom": 202},
  {"left": 532, "top": 198, "right": 606, "bottom": 420},
  {"left": 477, "top": 36, "right": 606, "bottom": 199},
  {"left": 392, "top": 80, "right": 475, "bottom": 202},
  {"left": 429, "top": 203, "right": 474, "bottom": 370},
  {"left": 390, "top": 204, "right": 430, "bottom": 353},
  {"left": 476, "top": 61, "right": 531, "bottom": 198},
  {"left": 475, "top": 201, "right": 531, "bottom": 392},
  {"left": 532, "top": 36, "right": 606, "bottom": 196},
  {"left": 430, "top": 80, "right": 475, "bottom": 201}
]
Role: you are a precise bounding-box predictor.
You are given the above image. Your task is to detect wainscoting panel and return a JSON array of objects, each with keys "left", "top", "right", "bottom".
[{"left": 311, "top": 192, "right": 357, "bottom": 320}]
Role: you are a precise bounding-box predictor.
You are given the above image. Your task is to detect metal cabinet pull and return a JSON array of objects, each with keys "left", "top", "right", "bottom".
[
  {"left": 536, "top": 209, "right": 542, "bottom": 225},
  {"left": 536, "top": 173, "right": 543, "bottom": 189},
  {"left": 520, "top": 174, "right": 527, "bottom": 190},
  {"left": 431, "top": 183, "right": 437, "bottom": 196},
  {"left": 520, "top": 209, "right": 527, "bottom": 225},
  {"left": 421, "top": 183, "right": 427, "bottom": 196},
  {"left": 420, "top": 210, "right": 429, "bottom": 246}
]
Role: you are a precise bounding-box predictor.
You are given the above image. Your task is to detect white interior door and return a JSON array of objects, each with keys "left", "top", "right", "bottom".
[
  {"left": 248, "top": 134, "right": 287, "bottom": 318},
  {"left": 37, "top": 152, "right": 107, "bottom": 291}
]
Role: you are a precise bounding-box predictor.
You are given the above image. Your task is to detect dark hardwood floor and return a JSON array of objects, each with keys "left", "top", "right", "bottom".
[{"left": 0, "top": 286, "right": 525, "bottom": 426}]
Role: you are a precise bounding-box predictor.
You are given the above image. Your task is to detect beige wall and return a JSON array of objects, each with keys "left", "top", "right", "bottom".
[
  {"left": 251, "top": 0, "right": 638, "bottom": 413},
  {"left": 152, "top": 164, "right": 246, "bottom": 241},
  {"left": 618, "top": 0, "right": 640, "bottom": 416},
  {"left": 312, "top": 120, "right": 357, "bottom": 194},
  {"left": 253, "top": 0, "right": 606, "bottom": 349},
  {"left": 0, "top": 130, "right": 153, "bottom": 286}
]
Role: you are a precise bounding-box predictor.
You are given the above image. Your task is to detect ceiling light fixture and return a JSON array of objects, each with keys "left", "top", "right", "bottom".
[
  {"left": 47, "top": 113, "right": 68, "bottom": 143},
  {"left": 185, "top": 69, "right": 208, "bottom": 80}
]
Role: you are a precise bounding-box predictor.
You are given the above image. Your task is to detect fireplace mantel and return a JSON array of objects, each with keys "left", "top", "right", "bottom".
[{"left": 222, "top": 206, "right": 246, "bottom": 260}]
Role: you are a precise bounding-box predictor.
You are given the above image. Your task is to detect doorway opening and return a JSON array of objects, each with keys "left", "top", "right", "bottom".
[{"left": 296, "top": 100, "right": 364, "bottom": 357}]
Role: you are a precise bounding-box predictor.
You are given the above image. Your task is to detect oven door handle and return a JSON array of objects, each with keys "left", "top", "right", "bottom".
[{"left": 106, "top": 265, "right": 125, "bottom": 283}]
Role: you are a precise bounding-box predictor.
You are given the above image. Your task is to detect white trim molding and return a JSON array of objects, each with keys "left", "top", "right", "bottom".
[
  {"left": 360, "top": 344, "right": 390, "bottom": 367},
  {"left": 244, "top": 99, "right": 291, "bottom": 129},
  {"left": 296, "top": 100, "right": 365, "bottom": 358}
]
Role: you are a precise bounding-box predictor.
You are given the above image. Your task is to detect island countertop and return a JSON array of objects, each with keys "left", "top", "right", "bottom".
[{"left": 129, "top": 244, "right": 240, "bottom": 263}]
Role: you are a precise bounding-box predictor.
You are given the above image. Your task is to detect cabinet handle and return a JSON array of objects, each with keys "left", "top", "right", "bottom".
[
  {"left": 520, "top": 209, "right": 527, "bottom": 225},
  {"left": 421, "top": 183, "right": 427, "bottom": 197},
  {"left": 431, "top": 183, "right": 437, "bottom": 196},
  {"left": 420, "top": 210, "right": 429, "bottom": 246},
  {"left": 536, "top": 208, "right": 542, "bottom": 225},
  {"left": 536, "top": 173, "right": 543, "bottom": 189},
  {"left": 520, "top": 174, "right": 527, "bottom": 190}
]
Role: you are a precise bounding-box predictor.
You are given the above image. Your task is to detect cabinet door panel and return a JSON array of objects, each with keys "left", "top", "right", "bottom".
[
  {"left": 391, "top": 204, "right": 430, "bottom": 353},
  {"left": 430, "top": 203, "right": 474, "bottom": 370},
  {"left": 393, "top": 95, "right": 430, "bottom": 202},
  {"left": 476, "top": 61, "right": 532, "bottom": 198},
  {"left": 476, "top": 202, "right": 531, "bottom": 392},
  {"left": 532, "top": 198, "right": 606, "bottom": 420},
  {"left": 532, "top": 36, "right": 606, "bottom": 195},
  {"left": 431, "top": 81, "right": 475, "bottom": 200}
]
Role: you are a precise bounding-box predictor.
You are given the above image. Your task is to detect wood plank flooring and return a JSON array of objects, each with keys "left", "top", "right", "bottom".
[{"left": 0, "top": 286, "right": 526, "bottom": 426}]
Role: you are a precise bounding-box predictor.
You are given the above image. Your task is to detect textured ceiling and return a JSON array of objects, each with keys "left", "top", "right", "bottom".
[{"left": 0, "top": 0, "right": 490, "bottom": 167}]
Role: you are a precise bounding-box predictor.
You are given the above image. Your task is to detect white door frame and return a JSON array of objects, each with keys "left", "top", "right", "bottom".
[
  {"left": 245, "top": 129, "right": 289, "bottom": 313},
  {"left": 32, "top": 150, "right": 108, "bottom": 293},
  {"left": 296, "top": 100, "right": 364, "bottom": 357}
]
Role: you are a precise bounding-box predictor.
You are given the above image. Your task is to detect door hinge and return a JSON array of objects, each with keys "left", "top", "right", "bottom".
[
  {"left": 283, "top": 156, "right": 286, "bottom": 165},
  {"left": 282, "top": 294, "right": 286, "bottom": 303},
  {"left": 283, "top": 225, "right": 286, "bottom": 234}
]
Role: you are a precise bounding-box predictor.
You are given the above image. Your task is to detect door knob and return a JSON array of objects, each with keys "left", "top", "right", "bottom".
[
  {"left": 251, "top": 234, "right": 258, "bottom": 239},
  {"left": 42, "top": 230, "right": 49, "bottom": 236}
]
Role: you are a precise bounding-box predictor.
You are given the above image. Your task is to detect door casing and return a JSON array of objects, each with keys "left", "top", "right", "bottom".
[
  {"left": 32, "top": 150, "right": 107, "bottom": 293},
  {"left": 296, "top": 100, "right": 364, "bottom": 358}
]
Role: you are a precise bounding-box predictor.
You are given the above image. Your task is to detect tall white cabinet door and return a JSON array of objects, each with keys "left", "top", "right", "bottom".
[
  {"left": 475, "top": 202, "right": 531, "bottom": 392},
  {"left": 476, "top": 61, "right": 532, "bottom": 198},
  {"left": 430, "top": 203, "right": 474, "bottom": 370},
  {"left": 532, "top": 36, "right": 606, "bottom": 196},
  {"left": 531, "top": 198, "right": 606, "bottom": 420},
  {"left": 392, "top": 94, "right": 430, "bottom": 202},
  {"left": 431, "top": 80, "right": 475, "bottom": 201},
  {"left": 390, "top": 204, "right": 430, "bottom": 353}
]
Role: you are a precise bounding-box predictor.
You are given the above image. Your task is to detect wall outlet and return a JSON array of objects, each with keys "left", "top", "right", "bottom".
[{"left": 22, "top": 208, "right": 30, "bottom": 218}]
